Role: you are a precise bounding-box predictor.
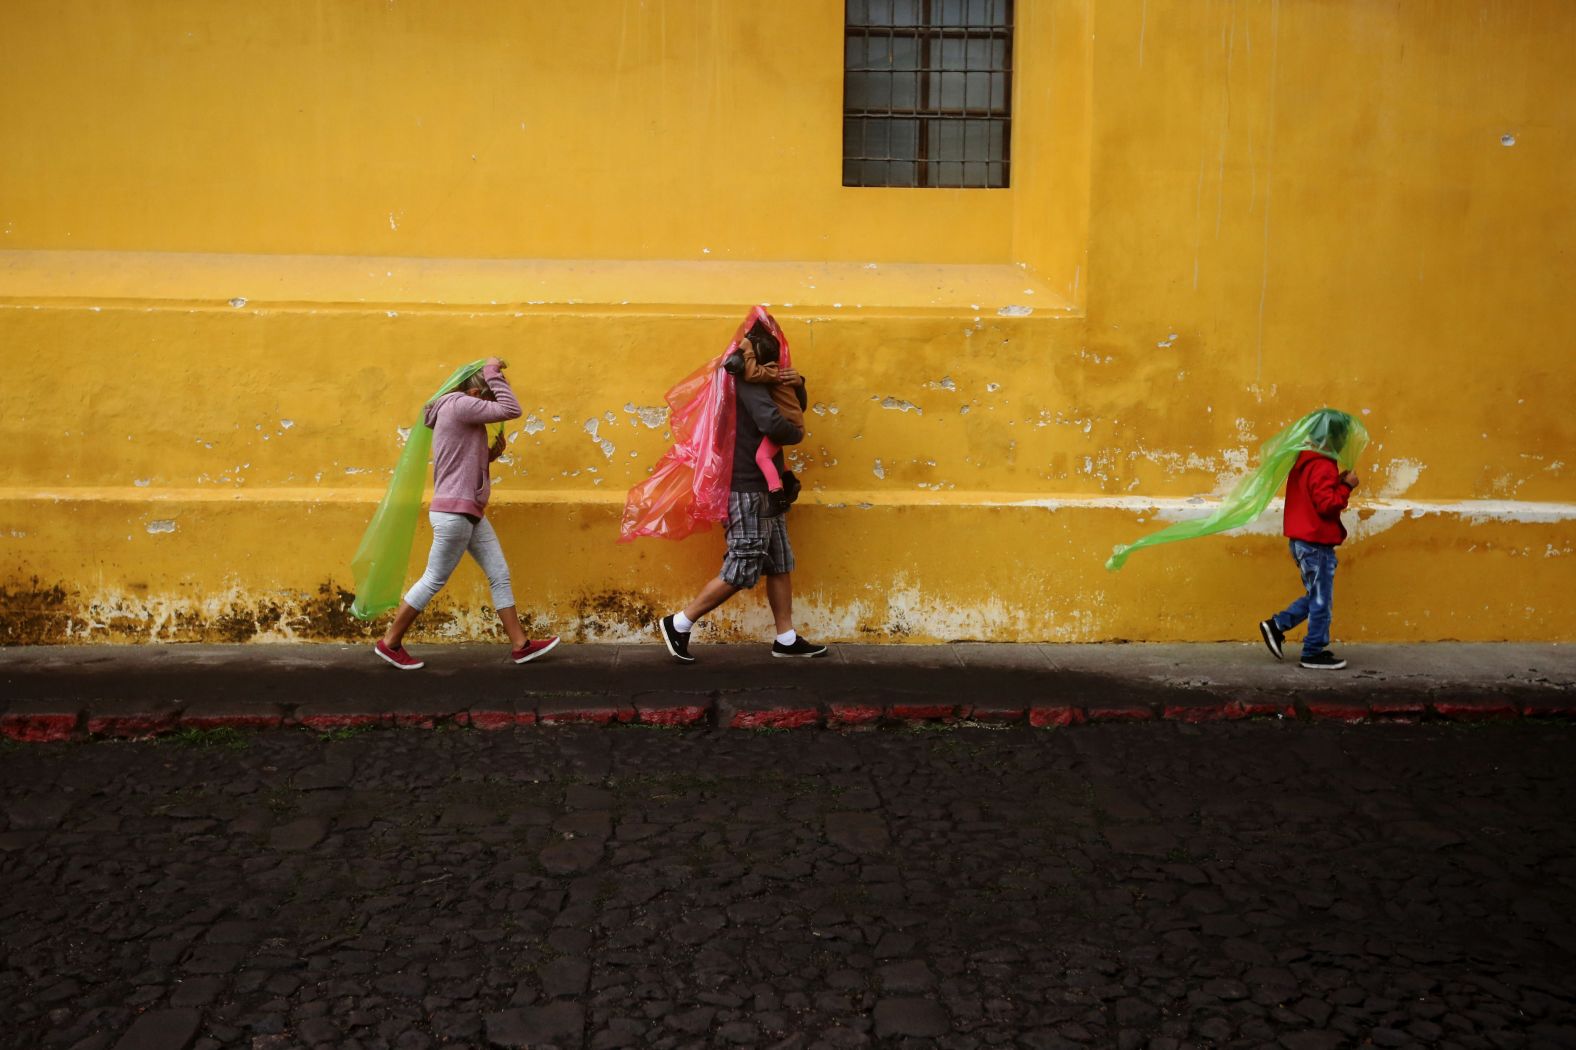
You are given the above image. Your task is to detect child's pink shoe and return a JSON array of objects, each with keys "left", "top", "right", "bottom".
[
  {"left": 374, "top": 639, "right": 425, "bottom": 670},
  {"left": 512, "top": 636, "right": 561, "bottom": 664}
]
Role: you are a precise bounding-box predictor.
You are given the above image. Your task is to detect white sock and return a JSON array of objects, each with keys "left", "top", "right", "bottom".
[
  {"left": 672, "top": 612, "right": 694, "bottom": 633},
  {"left": 775, "top": 629, "right": 797, "bottom": 645}
]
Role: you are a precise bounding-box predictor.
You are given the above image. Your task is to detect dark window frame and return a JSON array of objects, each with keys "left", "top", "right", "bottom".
[{"left": 843, "top": 0, "right": 1015, "bottom": 189}]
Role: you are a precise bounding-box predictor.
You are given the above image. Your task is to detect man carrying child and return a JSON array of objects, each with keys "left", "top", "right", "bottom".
[{"left": 657, "top": 312, "right": 829, "bottom": 663}]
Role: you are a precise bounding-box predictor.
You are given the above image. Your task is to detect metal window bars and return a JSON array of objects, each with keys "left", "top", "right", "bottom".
[{"left": 843, "top": 0, "right": 1014, "bottom": 188}]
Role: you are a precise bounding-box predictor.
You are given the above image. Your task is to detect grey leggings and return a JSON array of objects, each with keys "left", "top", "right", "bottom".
[{"left": 404, "top": 512, "right": 515, "bottom": 612}]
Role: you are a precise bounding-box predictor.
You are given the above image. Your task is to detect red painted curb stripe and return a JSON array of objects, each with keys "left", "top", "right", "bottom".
[
  {"left": 1433, "top": 700, "right": 1519, "bottom": 720},
  {"left": 729, "top": 708, "right": 821, "bottom": 730},
  {"left": 1302, "top": 700, "right": 1370, "bottom": 723},
  {"left": 297, "top": 713, "right": 388, "bottom": 730},
  {"left": 1520, "top": 701, "right": 1576, "bottom": 718},
  {"left": 1162, "top": 701, "right": 1248, "bottom": 723},
  {"left": 181, "top": 714, "right": 284, "bottom": 730},
  {"left": 890, "top": 704, "right": 957, "bottom": 721},
  {"left": 86, "top": 713, "right": 180, "bottom": 738},
  {"left": 636, "top": 705, "right": 709, "bottom": 727},
  {"left": 1368, "top": 700, "right": 1427, "bottom": 718},
  {"left": 0, "top": 713, "right": 79, "bottom": 742},
  {"left": 968, "top": 706, "right": 1027, "bottom": 724},
  {"left": 1028, "top": 706, "right": 1087, "bottom": 728},
  {"left": 5, "top": 694, "right": 1560, "bottom": 741},
  {"left": 827, "top": 704, "right": 883, "bottom": 727},
  {"left": 1085, "top": 703, "right": 1153, "bottom": 722},
  {"left": 539, "top": 708, "right": 635, "bottom": 726}
]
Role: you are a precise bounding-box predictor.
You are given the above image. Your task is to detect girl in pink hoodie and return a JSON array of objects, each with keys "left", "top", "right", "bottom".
[{"left": 375, "top": 358, "right": 559, "bottom": 669}]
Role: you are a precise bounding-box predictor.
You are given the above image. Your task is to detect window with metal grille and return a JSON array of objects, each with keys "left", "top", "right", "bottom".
[{"left": 843, "top": 0, "right": 1014, "bottom": 189}]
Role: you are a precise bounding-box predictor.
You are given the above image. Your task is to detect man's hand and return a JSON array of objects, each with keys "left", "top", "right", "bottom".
[
  {"left": 776, "top": 367, "right": 804, "bottom": 387},
  {"left": 489, "top": 433, "right": 507, "bottom": 459},
  {"left": 1339, "top": 470, "right": 1360, "bottom": 489},
  {"left": 485, "top": 356, "right": 505, "bottom": 371}
]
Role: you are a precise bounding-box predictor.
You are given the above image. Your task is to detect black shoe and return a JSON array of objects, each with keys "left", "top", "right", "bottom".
[
  {"left": 659, "top": 615, "right": 695, "bottom": 664},
  {"left": 761, "top": 487, "right": 793, "bottom": 518},
  {"left": 1299, "top": 650, "right": 1347, "bottom": 670},
  {"left": 1259, "top": 618, "right": 1285, "bottom": 660},
  {"left": 771, "top": 636, "right": 828, "bottom": 658}
]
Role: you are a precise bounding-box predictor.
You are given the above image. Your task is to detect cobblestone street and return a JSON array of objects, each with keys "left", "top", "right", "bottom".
[{"left": 3, "top": 722, "right": 1574, "bottom": 1050}]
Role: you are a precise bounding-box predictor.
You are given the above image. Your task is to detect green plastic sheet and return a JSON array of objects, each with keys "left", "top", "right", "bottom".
[
  {"left": 1104, "top": 408, "right": 1369, "bottom": 571},
  {"left": 350, "top": 359, "right": 500, "bottom": 619}
]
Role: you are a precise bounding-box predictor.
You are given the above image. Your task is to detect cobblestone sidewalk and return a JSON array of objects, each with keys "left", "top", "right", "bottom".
[{"left": 2, "top": 722, "right": 1574, "bottom": 1050}]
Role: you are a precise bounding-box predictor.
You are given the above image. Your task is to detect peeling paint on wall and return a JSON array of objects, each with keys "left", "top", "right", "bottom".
[
  {"left": 1379, "top": 458, "right": 1426, "bottom": 497},
  {"left": 623, "top": 403, "right": 668, "bottom": 428},
  {"left": 583, "top": 418, "right": 615, "bottom": 460}
]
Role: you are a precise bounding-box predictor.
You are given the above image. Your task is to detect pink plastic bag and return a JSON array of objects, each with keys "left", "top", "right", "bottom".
[{"left": 618, "top": 306, "right": 789, "bottom": 542}]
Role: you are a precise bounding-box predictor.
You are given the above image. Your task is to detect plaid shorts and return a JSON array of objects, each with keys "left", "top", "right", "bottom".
[{"left": 720, "top": 491, "right": 795, "bottom": 589}]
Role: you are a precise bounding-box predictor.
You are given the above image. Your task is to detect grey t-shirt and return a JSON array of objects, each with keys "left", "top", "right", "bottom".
[{"left": 731, "top": 378, "right": 808, "bottom": 492}]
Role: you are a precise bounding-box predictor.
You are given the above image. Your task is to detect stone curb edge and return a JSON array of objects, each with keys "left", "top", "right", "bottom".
[{"left": 2, "top": 691, "right": 1573, "bottom": 742}]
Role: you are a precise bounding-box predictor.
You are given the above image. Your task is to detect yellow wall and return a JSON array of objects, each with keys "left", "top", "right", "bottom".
[
  {"left": 1078, "top": 0, "right": 1576, "bottom": 504},
  {"left": 0, "top": 0, "right": 1011, "bottom": 263},
  {"left": 2, "top": 0, "right": 1574, "bottom": 645},
  {"left": 1011, "top": 0, "right": 1091, "bottom": 306}
]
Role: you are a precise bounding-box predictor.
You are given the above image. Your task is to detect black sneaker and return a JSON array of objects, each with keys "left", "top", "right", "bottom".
[
  {"left": 1299, "top": 650, "right": 1347, "bottom": 671},
  {"left": 659, "top": 615, "right": 695, "bottom": 664},
  {"left": 1258, "top": 618, "right": 1285, "bottom": 660},
  {"left": 771, "top": 636, "right": 828, "bottom": 658},
  {"left": 761, "top": 487, "right": 793, "bottom": 518}
]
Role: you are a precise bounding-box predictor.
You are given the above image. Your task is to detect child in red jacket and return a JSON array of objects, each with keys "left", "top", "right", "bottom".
[{"left": 1258, "top": 416, "right": 1361, "bottom": 669}]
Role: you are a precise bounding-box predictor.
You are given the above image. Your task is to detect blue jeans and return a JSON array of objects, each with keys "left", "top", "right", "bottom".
[{"left": 1273, "top": 540, "right": 1337, "bottom": 658}]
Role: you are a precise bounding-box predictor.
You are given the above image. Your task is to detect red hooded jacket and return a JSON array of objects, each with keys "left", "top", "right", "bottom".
[{"left": 1283, "top": 450, "right": 1352, "bottom": 546}]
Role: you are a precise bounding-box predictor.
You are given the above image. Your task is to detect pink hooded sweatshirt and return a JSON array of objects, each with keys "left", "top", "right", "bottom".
[{"left": 424, "top": 363, "right": 521, "bottom": 518}]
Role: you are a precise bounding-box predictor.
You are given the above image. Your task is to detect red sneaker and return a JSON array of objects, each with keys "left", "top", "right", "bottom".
[
  {"left": 512, "top": 636, "right": 561, "bottom": 664},
  {"left": 374, "top": 639, "right": 425, "bottom": 670}
]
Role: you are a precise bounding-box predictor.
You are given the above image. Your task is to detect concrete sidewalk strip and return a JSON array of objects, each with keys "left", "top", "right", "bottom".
[{"left": 1, "top": 642, "right": 1573, "bottom": 741}]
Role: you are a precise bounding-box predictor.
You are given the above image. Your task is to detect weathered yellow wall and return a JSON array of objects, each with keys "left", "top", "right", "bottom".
[
  {"left": 2, "top": 0, "right": 1574, "bottom": 645},
  {"left": 1011, "top": 0, "right": 1091, "bottom": 306},
  {"left": 1077, "top": 0, "right": 1576, "bottom": 504},
  {"left": 0, "top": 0, "right": 1010, "bottom": 263}
]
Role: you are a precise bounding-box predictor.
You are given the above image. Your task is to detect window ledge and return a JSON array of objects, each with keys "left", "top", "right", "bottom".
[{"left": 0, "top": 250, "right": 1077, "bottom": 318}]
